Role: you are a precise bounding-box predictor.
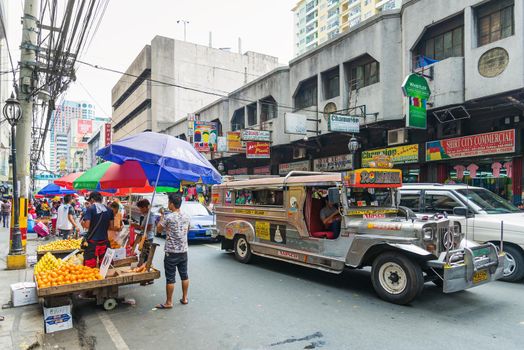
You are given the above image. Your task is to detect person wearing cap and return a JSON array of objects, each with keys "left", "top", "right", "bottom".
[{"left": 81, "top": 192, "right": 120, "bottom": 268}]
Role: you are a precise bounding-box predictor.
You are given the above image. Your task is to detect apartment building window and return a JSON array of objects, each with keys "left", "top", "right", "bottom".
[
  {"left": 260, "top": 96, "right": 278, "bottom": 123},
  {"left": 350, "top": 5, "right": 361, "bottom": 17},
  {"left": 328, "top": 7, "right": 339, "bottom": 18},
  {"left": 477, "top": 0, "right": 514, "bottom": 46},
  {"left": 247, "top": 103, "right": 257, "bottom": 126},
  {"left": 306, "top": 10, "right": 317, "bottom": 23},
  {"left": 349, "top": 59, "right": 379, "bottom": 90},
  {"left": 295, "top": 77, "right": 318, "bottom": 110},
  {"left": 231, "top": 108, "right": 245, "bottom": 131},
  {"left": 423, "top": 27, "right": 463, "bottom": 61},
  {"left": 306, "top": 0, "right": 317, "bottom": 13},
  {"left": 322, "top": 67, "right": 340, "bottom": 100},
  {"left": 306, "top": 21, "right": 317, "bottom": 33}
]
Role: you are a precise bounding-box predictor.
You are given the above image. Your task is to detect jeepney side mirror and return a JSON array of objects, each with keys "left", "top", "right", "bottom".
[
  {"left": 328, "top": 187, "right": 340, "bottom": 205},
  {"left": 453, "top": 206, "right": 474, "bottom": 218}
]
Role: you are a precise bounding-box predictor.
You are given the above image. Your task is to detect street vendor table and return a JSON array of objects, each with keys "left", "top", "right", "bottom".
[{"left": 36, "top": 249, "right": 82, "bottom": 262}]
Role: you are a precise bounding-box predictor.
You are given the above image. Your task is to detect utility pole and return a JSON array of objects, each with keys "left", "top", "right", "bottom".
[
  {"left": 177, "top": 19, "right": 189, "bottom": 41},
  {"left": 8, "top": 0, "right": 39, "bottom": 269}
]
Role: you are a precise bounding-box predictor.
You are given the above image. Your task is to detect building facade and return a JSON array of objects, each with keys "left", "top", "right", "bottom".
[
  {"left": 49, "top": 100, "right": 109, "bottom": 173},
  {"left": 176, "top": 0, "right": 523, "bottom": 205},
  {"left": 110, "top": 36, "right": 281, "bottom": 142},
  {"left": 293, "top": 0, "right": 401, "bottom": 56}
]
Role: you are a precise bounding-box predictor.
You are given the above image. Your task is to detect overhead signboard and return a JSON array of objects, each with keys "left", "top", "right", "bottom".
[
  {"left": 228, "top": 168, "right": 248, "bottom": 175},
  {"left": 104, "top": 123, "right": 112, "bottom": 146},
  {"left": 328, "top": 114, "right": 360, "bottom": 133},
  {"left": 226, "top": 132, "right": 245, "bottom": 153},
  {"left": 313, "top": 154, "right": 353, "bottom": 172},
  {"left": 426, "top": 129, "right": 515, "bottom": 161},
  {"left": 278, "top": 160, "right": 310, "bottom": 175},
  {"left": 246, "top": 142, "right": 270, "bottom": 159},
  {"left": 361, "top": 144, "right": 419, "bottom": 167},
  {"left": 193, "top": 121, "right": 218, "bottom": 152},
  {"left": 241, "top": 130, "right": 271, "bottom": 142},
  {"left": 35, "top": 174, "right": 61, "bottom": 180},
  {"left": 402, "top": 74, "right": 431, "bottom": 129},
  {"left": 284, "top": 113, "right": 307, "bottom": 135}
]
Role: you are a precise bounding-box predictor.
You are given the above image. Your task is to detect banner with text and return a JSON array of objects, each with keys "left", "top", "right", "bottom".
[
  {"left": 313, "top": 154, "right": 353, "bottom": 172},
  {"left": 426, "top": 129, "right": 515, "bottom": 161},
  {"left": 279, "top": 160, "right": 310, "bottom": 175},
  {"left": 362, "top": 144, "right": 419, "bottom": 167},
  {"left": 246, "top": 142, "right": 270, "bottom": 159},
  {"left": 328, "top": 114, "right": 360, "bottom": 133},
  {"left": 241, "top": 130, "right": 271, "bottom": 142},
  {"left": 226, "top": 132, "right": 245, "bottom": 153}
]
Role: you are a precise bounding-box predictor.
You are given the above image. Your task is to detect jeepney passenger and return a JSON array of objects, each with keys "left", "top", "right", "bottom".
[{"left": 320, "top": 198, "right": 341, "bottom": 238}]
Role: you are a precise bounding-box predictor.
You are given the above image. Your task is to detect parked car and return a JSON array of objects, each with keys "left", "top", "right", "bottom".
[
  {"left": 399, "top": 184, "right": 524, "bottom": 282},
  {"left": 128, "top": 194, "right": 217, "bottom": 241}
]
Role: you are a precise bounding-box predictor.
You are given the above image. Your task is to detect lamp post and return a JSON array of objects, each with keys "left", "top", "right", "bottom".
[
  {"left": 177, "top": 19, "right": 189, "bottom": 41},
  {"left": 3, "top": 93, "right": 23, "bottom": 258},
  {"left": 348, "top": 134, "right": 360, "bottom": 170}
]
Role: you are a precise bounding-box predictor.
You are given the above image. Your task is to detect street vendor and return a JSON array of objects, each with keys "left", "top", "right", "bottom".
[
  {"left": 130, "top": 199, "right": 155, "bottom": 266},
  {"left": 81, "top": 191, "right": 120, "bottom": 268}
]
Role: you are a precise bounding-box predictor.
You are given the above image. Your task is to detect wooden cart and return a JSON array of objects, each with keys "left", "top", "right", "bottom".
[
  {"left": 36, "top": 267, "right": 160, "bottom": 310},
  {"left": 36, "top": 249, "right": 82, "bottom": 262}
]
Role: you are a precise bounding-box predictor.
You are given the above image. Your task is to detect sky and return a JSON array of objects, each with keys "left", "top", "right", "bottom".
[{"left": 7, "top": 0, "right": 297, "bottom": 119}]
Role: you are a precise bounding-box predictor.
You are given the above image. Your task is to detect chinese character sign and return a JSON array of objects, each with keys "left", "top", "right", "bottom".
[{"left": 193, "top": 121, "right": 218, "bottom": 152}]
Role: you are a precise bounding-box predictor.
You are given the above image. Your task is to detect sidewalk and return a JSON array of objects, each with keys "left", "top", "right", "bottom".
[{"left": 0, "top": 226, "right": 43, "bottom": 349}]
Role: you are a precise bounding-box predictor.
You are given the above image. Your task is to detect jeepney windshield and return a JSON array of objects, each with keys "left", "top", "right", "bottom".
[{"left": 347, "top": 188, "right": 394, "bottom": 207}]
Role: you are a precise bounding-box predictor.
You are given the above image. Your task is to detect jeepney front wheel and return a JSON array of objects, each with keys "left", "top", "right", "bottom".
[
  {"left": 371, "top": 252, "right": 424, "bottom": 305},
  {"left": 234, "top": 236, "right": 252, "bottom": 264}
]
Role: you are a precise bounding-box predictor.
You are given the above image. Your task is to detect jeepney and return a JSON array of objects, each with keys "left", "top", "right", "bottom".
[{"left": 212, "top": 166, "right": 505, "bottom": 305}]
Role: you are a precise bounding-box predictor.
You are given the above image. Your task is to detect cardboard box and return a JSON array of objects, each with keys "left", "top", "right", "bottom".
[
  {"left": 43, "top": 303, "right": 73, "bottom": 333},
  {"left": 10, "top": 282, "right": 38, "bottom": 307}
]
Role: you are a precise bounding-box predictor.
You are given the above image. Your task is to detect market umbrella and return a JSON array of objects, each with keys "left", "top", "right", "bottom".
[
  {"left": 73, "top": 161, "right": 179, "bottom": 192},
  {"left": 96, "top": 131, "right": 222, "bottom": 185},
  {"left": 37, "top": 183, "right": 76, "bottom": 196},
  {"left": 54, "top": 172, "right": 84, "bottom": 190},
  {"left": 96, "top": 132, "right": 221, "bottom": 255}
]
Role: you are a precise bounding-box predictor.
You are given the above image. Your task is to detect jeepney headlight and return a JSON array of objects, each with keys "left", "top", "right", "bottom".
[{"left": 423, "top": 227, "right": 433, "bottom": 241}]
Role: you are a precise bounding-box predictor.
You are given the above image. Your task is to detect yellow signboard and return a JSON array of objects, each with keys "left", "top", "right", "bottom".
[
  {"left": 234, "top": 209, "right": 266, "bottom": 216},
  {"left": 255, "top": 221, "right": 270, "bottom": 240},
  {"left": 361, "top": 144, "right": 419, "bottom": 167}
]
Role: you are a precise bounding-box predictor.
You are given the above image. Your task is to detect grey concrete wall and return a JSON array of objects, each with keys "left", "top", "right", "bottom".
[
  {"left": 426, "top": 57, "right": 465, "bottom": 108},
  {"left": 401, "top": 0, "right": 524, "bottom": 105},
  {"left": 151, "top": 36, "right": 175, "bottom": 131}
]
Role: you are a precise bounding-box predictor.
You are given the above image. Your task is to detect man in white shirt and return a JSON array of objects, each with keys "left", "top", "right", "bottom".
[{"left": 56, "top": 195, "right": 80, "bottom": 239}]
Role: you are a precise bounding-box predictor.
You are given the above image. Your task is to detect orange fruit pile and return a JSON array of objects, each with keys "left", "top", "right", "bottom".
[{"left": 36, "top": 264, "right": 103, "bottom": 289}]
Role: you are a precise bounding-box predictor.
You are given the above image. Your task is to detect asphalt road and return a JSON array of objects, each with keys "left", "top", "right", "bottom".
[{"left": 74, "top": 240, "right": 524, "bottom": 350}]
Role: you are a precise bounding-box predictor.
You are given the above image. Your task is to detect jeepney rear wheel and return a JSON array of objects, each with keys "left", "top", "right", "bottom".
[
  {"left": 234, "top": 235, "right": 252, "bottom": 263},
  {"left": 371, "top": 252, "right": 424, "bottom": 305}
]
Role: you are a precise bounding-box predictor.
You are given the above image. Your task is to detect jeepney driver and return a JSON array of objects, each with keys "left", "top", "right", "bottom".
[{"left": 320, "top": 197, "right": 341, "bottom": 238}]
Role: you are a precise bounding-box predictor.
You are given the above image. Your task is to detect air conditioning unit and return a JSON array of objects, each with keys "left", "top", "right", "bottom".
[
  {"left": 387, "top": 128, "right": 408, "bottom": 146},
  {"left": 293, "top": 147, "right": 307, "bottom": 160}
]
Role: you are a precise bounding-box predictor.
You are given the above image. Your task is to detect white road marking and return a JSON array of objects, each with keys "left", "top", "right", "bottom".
[
  {"left": 204, "top": 244, "right": 220, "bottom": 250},
  {"left": 98, "top": 312, "right": 129, "bottom": 350}
]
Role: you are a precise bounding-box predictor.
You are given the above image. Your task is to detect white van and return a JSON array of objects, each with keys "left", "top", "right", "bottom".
[{"left": 399, "top": 184, "right": 524, "bottom": 282}]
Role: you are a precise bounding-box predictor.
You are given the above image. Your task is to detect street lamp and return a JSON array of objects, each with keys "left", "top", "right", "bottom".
[
  {"left": 177, "top": 19, "right": 189, "bottom": 41},
  {"left": 348, "top": 135, "right": 360, "bottom": 153},
  {"left": 3, "top": 93, "right": 23, "bottom": 255}
]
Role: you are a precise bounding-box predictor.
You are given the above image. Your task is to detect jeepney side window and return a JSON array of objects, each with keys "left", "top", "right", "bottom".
[
  {"left": 235, "top": 190, "right": 253, "bottom": 205},
  {"left": 253, "top": 190, "right": 284, "bottom": 206}
]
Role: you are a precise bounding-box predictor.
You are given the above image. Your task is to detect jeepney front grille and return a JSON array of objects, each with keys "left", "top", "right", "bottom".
[{"left": 437, "top": 226, "right": 459, "bottom": 253}]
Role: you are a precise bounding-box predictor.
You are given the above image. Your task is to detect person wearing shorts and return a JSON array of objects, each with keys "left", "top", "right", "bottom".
[{"left": 155, "top": 194, "right": 190, "bottom": 309}]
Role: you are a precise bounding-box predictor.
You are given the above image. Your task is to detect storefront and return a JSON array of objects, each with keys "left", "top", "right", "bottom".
[
  {"left": 424, "top": 129, "right": 522, "bottom": 203},
  {"left": 361, "top": 144, "right": 421, "bottom": 183}
]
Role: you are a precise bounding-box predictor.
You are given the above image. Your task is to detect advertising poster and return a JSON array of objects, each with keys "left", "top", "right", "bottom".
[
  {"left": 241, "top": 130, "right": 271, "bottom": 142},
  {"left": 226, "top": 132, "right": 245, "bottom": 153},
  {"left": 361, "top": 144, "right": 419, "bottom": 167},
  {"left": 77, "top": 119, "right": 93, "bottom": 136},
  {"left": 313, "top": 154, "right": 353, "bottom": 172},
  {"left": 426, "top": 130, "right": 515, "bottom": 161},
  {"left": 193, "top": 121, "right": 218, "bottom": 152},
  {"left": 246, "top": 142, "right": 270, "bottom": 159},
  {"left": 217, "top": 136, "right": 227, "bottom": 152},
  {"left": 402, "top": 74, "right": 431, "bottom": 129}
]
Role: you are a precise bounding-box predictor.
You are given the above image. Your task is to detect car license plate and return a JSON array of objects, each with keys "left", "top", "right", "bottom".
[{"left": 473, "top": 270, "right": 488, "bottom": 284}]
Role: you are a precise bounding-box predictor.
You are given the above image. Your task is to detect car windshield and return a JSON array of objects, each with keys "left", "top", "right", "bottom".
[
  {"left": 181, "top": 202, "right": 210, "bottom": 217},
  {"left": 457, "top": 188, "right": 520, "bottom": 214}
]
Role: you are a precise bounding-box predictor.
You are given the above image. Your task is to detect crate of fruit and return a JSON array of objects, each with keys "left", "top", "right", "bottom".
[{"left": 36, "top": 239, "right": 83, "bottom": 261}]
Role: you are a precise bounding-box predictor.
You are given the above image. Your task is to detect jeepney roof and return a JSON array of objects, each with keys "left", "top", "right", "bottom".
[{"left": 215, "top": 174, "right": 341, "bottom": 188}]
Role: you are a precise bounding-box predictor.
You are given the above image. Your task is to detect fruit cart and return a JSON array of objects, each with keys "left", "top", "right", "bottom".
[
  {"left": 37, "top": 248, "right": 83, "bottom": 262},
  {"left": 35, "top": 244, "right": 160, "bottom": 311},
  {"left": 36, "top": 239, "right": 83, "bottom": 261}
]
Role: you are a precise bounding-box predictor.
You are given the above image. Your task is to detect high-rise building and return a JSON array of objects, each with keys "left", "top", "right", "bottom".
[
  {"left": 293, "top": 0, "right": 401, "bottom": 56},
  {"left": 49, "top": 100, "right": 109, "bottom": 172}
]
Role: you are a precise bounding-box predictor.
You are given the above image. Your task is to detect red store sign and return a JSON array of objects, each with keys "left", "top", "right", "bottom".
[
  {"left": 253, "top": 165, "right": 271, "bottom": 175},
  {"left": 426, "top": 129, "right": 515, "bottom": 161},
  {"left": 246, "top": 142, "right": 270, "bottom": 159},
  {"left": 104, "top": 123, "right": 112, "bottom": 146}
]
